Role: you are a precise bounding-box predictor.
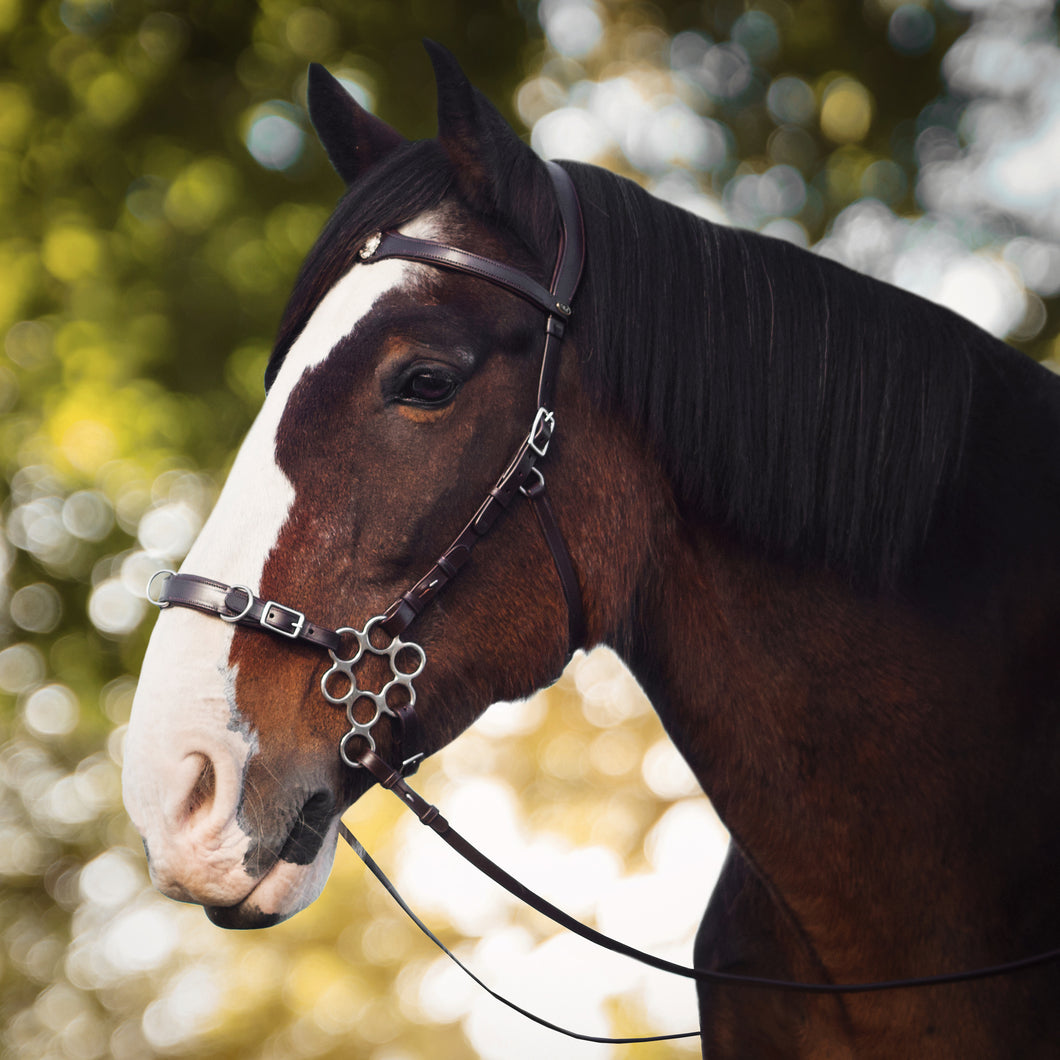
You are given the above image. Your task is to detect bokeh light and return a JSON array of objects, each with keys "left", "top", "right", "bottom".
[
  {"left": 22, "top": 684, "right": 79, "bottom": 739},
  {"left": 820, "top": 77, "right": 875, "bottom": 144},
  {"left": 245, "top": 103, "right": 307, "bottom": 172},
  {"left": 889, "top": 4, "right": 937, "bottom": 56},
  {"left": 4, "top": 0, "right": 1060, "bottom": 1057},
  {"left": 539, "top": 0, "right": 604, "bottom": 59}
]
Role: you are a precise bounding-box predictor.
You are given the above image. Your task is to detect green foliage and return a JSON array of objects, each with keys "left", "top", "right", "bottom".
[
  {"left": 3, "top": 0, "right": 1058, "bottom": 1057},
  {"left": 0, "top": 3, "right": 538, "bottom": 1057}
]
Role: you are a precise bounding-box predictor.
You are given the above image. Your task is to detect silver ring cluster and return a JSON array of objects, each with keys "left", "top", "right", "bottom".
[{"left": 320, "top": 616, "right": 426, "bottom": 768}]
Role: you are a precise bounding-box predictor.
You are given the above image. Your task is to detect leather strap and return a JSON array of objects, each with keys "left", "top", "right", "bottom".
[
  {"left": 338, "top": 820, "right": 699, "bottom": 1044},
  {"left": 358, "top": 749, "right": 1060, "bottom": 995},
  {"left": 363, "top": 160, "right": 583, "bottom": 328},
  {"left": 371, "top": 161, "right": 587, "bottom": 654},
  {"left": 151, "top": 572, "right": 342, "bottom": 652},
  {"left": 388, "top": 700, "right": 423, "bottom": 777},
  {"left": 148, "top": 163, "right": 586, "bottom": 780},
  {"left": 367, "top": 233, "right": 571, "bottom": 318},
  {"left": 151, "top": 572, "right": 427, "bottom": 775},
  {"left": 379, "top": 407, "right": 558, "bottom": 638},
  {"left": 524, "top": 470, "right": 586, "bottom": 651}
]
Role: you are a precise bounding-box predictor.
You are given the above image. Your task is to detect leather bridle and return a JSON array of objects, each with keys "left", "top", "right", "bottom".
[
  {"left": 146, "top": 160, "right": 1060, "bottom": 1043},
  {"left": 150, "top": 159, "right": 586, "bottom": 778}
]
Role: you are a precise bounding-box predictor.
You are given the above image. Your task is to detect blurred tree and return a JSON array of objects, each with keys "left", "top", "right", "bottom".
[
  {"left": 523, "top": 0, "right": 1058, "bottom": 355},
  {"left": 0, "top": 4, "right": 548, "bottom": 1059},
  {"left": 2, "top": 1, "right": 1058, "bottom": 1058}
]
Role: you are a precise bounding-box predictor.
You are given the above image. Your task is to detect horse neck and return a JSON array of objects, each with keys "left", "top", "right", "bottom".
[{"left": 617, "top": 521, "right": 1060, "bottom": 974}]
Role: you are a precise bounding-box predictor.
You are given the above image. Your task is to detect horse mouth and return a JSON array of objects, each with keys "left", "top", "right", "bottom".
[
  {"left": 205, "top": 893, "right": 288, "bottom": 930},
  {"left": 205, "top": 792, "right": 337, "bottom": 930}
]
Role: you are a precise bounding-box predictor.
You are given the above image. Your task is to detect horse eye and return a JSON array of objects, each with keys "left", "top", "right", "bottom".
[{"left": 397, "top": 368, "right": 460, "bottom": 407}]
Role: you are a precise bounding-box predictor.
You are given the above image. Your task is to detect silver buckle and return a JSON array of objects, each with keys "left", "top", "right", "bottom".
[
  {"left": 528, "top": 407, "right": 555, "bottom": 458},
  {"left": 260, "top": 601, "right": 306, "bottom": 639},
  {"left": 519, "top": 465, "right": 545, "bottom": 498},
  {"left": 401, "top": 751, "right": 425, "bottom": 774}
]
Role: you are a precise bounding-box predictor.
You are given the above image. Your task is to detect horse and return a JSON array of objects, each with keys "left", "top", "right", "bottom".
[{"left": 122, "top": 42, "right": 1060, "bottom": 1057}]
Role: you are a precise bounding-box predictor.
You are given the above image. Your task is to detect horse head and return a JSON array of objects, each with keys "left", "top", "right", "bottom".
[
  {"left": 122, "top": 34, "right": 1060, "bottom": 1054},
  {"left": 123, "top": 44, "right": 659, "bottom": 929}
]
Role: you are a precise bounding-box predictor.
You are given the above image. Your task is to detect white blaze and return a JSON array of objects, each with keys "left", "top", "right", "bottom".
[{"left": 124, "top": 251, "right": 414, "bottom": 914}]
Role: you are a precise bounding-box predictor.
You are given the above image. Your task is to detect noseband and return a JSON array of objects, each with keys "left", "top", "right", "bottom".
[
  {"left": 146, "top": 161, "right": 1060, "bottom": 1034},
  {"left": 149, "top": 159, "right": 586, "bottom": 776}
]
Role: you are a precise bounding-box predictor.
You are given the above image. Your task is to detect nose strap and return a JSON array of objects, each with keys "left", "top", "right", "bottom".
[
  {"left": 149, "top": 571, "right": 342, "bottom": 652},
  {"left": 148, "top": 571, "right": 426, "bottom": 776}
]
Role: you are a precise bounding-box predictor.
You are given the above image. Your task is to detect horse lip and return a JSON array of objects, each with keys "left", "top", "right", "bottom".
[
  {"left": 242, "top": 789, "right": 335, "bottom": 876},
  {"left": 276, "top": 789, "right": 335, "bottom": 865},
  {"left": 206, "top": 791, "right": 337, "bottom": 929},
  {"left": 204, "top": 892, "right": 287, "bottom": 930},
  {"left": 201, "top": 847, "right": 288, "bottom": 928}
]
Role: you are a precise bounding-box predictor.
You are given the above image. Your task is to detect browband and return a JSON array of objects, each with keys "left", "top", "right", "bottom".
[{"left": 363, "top": 232, "right": 572, "bottom": 318}]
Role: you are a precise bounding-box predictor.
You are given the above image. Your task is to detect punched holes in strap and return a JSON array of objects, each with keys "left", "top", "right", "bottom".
[{"left": 149, "top": 572, "right": 342, "bottom": 653}]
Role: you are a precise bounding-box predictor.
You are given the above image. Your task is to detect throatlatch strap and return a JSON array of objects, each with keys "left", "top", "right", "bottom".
[{"left": 523, "top": 472, "right": 586, "bottom": 651}]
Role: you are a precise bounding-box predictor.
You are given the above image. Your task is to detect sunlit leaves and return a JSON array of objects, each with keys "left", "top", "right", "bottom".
[
  {"left": 163, "top": 157, "right": 240, "bottom": 232},
  {"left": 4, "top": 1, "right": 1060, "bottom": 1058}
]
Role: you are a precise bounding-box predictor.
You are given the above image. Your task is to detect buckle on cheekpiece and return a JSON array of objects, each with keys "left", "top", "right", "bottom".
[
  {"left": 528, "top": 407, "right": 556, "bottom": 457},
  {"left": 260, "top": 601, "right": 306, "bottom": 639}
]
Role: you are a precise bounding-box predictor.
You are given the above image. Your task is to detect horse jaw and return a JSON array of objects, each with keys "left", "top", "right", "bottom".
[{"left": 123, "top": 248, "right": 421, "bottom": 927}]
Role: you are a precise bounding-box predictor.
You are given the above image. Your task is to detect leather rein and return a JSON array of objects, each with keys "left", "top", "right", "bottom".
[{"left": 147, "top": 161, "right": 1060, "bottom": 1044}]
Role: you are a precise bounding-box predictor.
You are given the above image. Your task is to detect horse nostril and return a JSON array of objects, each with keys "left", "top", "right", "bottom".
[{"left": 184, "top": 754, "right": 216, "bottom": 820}]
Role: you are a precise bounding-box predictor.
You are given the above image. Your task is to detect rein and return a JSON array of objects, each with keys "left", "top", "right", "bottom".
[{"left": 147, "top": 160, "right": 1060, "bottom": 1043}]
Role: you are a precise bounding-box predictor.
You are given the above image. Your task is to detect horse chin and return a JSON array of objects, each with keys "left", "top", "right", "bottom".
[
  {"left": 205, "top": 901, "right": 289, "bottom": 930},
  {"left": 204, "top": 818, "right": 341, "bottom": 930}
]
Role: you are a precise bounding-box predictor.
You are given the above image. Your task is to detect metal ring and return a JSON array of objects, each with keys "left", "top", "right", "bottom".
[
  {"left": 346, "top": 691, "right": 385, "bottom": 730},
  {"left": 219, "top": 585, "right": 254, "bottom": 623},
  {"left": 340, "top": 729, "right": 373, "bottom": 768},
  {"left": 328, "top": 626, "right": 368, "bottom": 666},
  {"left": 321, "top": 663, "right": 354, "bottom": 705},
  {"left": 519, "top": 465, "right": 545, "bottom": 498},
  {"left": 146, "top": 570, "right": 176, "bottom": 607},
  {"left": 361, "top": 614, "right": 393, "bottom": 652},
  {"left": 389, "top": 642, "right": 427, "bottom": 679}
]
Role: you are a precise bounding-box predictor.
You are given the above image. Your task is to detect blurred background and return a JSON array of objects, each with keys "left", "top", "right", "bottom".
[{"left": 2, "top": 0, "right": 1058, "bottom": 1057}]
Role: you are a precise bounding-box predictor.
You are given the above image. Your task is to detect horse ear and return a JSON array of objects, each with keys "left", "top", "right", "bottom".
[
  {"left": 306, "top": 63, "right": 406, "bottom": 184},
  {"left": 425, "top": 41, "right": 556, "bottom": 248}
]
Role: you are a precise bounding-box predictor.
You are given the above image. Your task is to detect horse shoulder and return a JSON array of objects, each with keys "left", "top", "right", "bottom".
[{"left": 694, "top": 843, "right": 855, "bottom": 1059}]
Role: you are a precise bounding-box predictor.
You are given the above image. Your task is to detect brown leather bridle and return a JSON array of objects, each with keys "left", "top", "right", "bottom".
[
  {"left": 146, "top": 160, "right": 1060, "bottom": 1043},
  {"left": 150, "top": 159, "right": 586, "bottom": 778}
]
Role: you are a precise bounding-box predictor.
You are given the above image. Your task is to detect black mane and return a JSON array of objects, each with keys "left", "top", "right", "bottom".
[{"left": 562, "top": 161, "right": 1006, "bottom": 588}]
